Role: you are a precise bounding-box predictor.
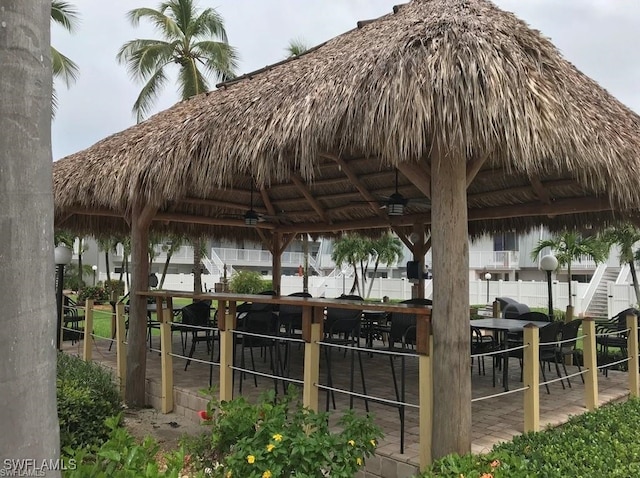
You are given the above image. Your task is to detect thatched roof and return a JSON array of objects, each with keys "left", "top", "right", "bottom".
[{"left": 54, "top": 0, "right": 640, "bottom": 239}]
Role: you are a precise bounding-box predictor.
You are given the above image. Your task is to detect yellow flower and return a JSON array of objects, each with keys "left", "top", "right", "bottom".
[
  {"left": 480, "top": 473, "right": 493, "bottom": 478},
  {"left": 370, "top": 439, "right": 376, "bottom": 447},
  {"left": 356, "top": 457, "right": 363, "bottom": 466},
  {"left": 262, "top": 471, "right": 272, "bottom": 478},
  {"left": 226, "top": 472, "right": 232, "bottom": 478},
  {"left": 266, "top": 443, "right": 275, "bottom": 452},
  {"left": 272, "top": 433, "right": 283, "bottom": 442},
  {"left": 247, "top": 455, "right": 256, "bottom": 464},
  {"left": 348, "top": 439, "right": 355, "bottom": 446}
]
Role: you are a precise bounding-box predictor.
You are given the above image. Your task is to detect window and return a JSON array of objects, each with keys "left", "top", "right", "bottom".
[{"left": 493, "top": 232, "right": 518, "bottom": 251}]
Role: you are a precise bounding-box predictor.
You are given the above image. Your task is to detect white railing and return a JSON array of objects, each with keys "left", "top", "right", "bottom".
[
  {"left": 469, "top": 250, "right": 519, "bottom": 269},
  {"left": 580, "top": 263, "right": 608, "bottom": 311}
]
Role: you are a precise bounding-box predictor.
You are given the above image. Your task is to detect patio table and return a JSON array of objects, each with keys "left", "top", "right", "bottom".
[{"left": 470, "top": 318, "right": 550, "bottom": 391}]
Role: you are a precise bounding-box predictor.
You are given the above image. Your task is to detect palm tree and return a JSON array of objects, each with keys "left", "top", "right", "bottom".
[
  {"left": 51, "top": 1, "right": 80, "bottom": 115},
  {"left": 366, "top": 234, "right": 404, "bottom": 298},
  {"left": 116, "top": 0, "right": 238, "bottom": 122},
  {"left": 1, "top": 0, "right": 60, "bottom": 460},
  {"left": 159, "top": 235, "right": 185, "bottom": 288},
  {"left": 118, "top": 0, "right": 237, "bottom": 299},
  {"left": 331, "top": 234, "right": 369, "bottom": 295},
  {"left": 602, "top": 223, "right": 640, "bottom": 304},
  {"left": 285, "top": 38, "right": 309, "bottom": 57},
  {"left": 531, "top": 230, "right": 608, "bottom": 307}
]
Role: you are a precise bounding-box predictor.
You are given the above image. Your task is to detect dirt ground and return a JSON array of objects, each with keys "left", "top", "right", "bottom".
[{"left": 122, "top": 406, "right": 206, "bottom": 452}]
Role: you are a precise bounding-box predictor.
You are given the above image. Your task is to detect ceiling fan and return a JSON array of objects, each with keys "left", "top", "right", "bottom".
[{"left": 352, "top": 169, "right": 431, "bottom": 216}]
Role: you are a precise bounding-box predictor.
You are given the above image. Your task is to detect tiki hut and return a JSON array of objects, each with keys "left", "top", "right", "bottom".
[{"left": 54, "top": 0, "right": 640, "bottom": 460}]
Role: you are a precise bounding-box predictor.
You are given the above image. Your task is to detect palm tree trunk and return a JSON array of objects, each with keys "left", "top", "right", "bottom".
[
  {"left": 193, "top": 239, "right": 203, "bottom": 294},
  {"left": 77, "top": 240, "right": 83, "bottom": 288},
  {"left": 366, "top": 260, "right": 381, "bottom": 299},
  {"left": 0, "top": 0, "right": 60, "bottom": 463},
  {"left": 629, "top": 261, "right": 640, "bottom": 305},
  {"left": 105, "top": 251, "right": 111, "bottom": 282},
  {"left": 567, "top": 263, "right": 573, "bottom": 307},
  {"left": 159, "top": 251, "right": 173, "bottom": 289}
]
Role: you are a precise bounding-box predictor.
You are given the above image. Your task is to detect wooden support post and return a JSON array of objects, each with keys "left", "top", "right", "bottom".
[
  {"left": 271, "top": 232, "right": 283, "bottom": 295},
  {"left": 158, "top": 300, "right": 174, "bottom": 413},
  {"left": 82, "top": 299, "right": 94, "bottom": 362},
  {"left": 219, "top": 300, "right": 235, "bottom": 402},
  {"left": 523, "top": 325, "right": 540, "bottom": 432},
  {"left": 303, "top": 306, "right": 323, "bottom": 411},
  {"left": 115, "top": 302, "right": 127, "bottom": 397},
  {"left": 582, "top": 318, "right": 599, "bottom": 411},
  {"left": 627, "top": 313, "right": 639, "bottom": 397},
  {"left": 418, "top": 324, "right": 433, "bottom": 471}
]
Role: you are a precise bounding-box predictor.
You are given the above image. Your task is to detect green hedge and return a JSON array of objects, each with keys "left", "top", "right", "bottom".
[
  {"left": 57, "top": 353, "right": 122, "bottom": 449},
  {"left": 419, "top": 398, "right": 640, "bottom": 477}
]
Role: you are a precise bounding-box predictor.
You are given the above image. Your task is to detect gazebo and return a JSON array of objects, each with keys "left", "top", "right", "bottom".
[{"left": 53, "top": 0, "right": 640, "bottom": 460}]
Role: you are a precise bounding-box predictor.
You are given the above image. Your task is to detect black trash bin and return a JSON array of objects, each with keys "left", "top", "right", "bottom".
[{"left": 496, "top": 297, "right": 529, "bottom": 319}]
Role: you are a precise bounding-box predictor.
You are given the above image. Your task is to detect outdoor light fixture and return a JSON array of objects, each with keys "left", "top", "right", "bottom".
[
  {"left": 484, "top": 272, "right": 492, "bottom": 303},
  {"left": 54, "top": 245, "right": 73, "bottom": 350},
  {"left": 244, "top": 181, "right": 259, "bottom": 226},
  {"left": 387, "top": 193, "right": 405, "bottom": 216},
  {"left": 244, "top": 209, "right": 259, "bottom": 226},
  {"left": 92, "top": 264, "right": 98, "bottom": 285},
  {"left": 540, "top": 254, "right": 559, "bottom": 320}
]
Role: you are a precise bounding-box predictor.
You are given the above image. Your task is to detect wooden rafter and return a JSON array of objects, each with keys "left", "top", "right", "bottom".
[
  {"left": 155, "top": 212, "right": 277, "bottom": 229},
  {"left": 529, "top": 176, "right": 552, "bottom": 204},
  {"left": 179, "top": 196, "right": 267, "bottom": 214},
  {"left": 322, "top": 153, "right": 388, "bottom": 218},
  {"left": 260, "top": 188, "right": 277, "bottom": 216},
  {"left": 290, "top": 174, "right": 330, "bottom": 223},
  {"left": 396, "top": 162, "right": 432, "bottom": 198},
  {"left": 465, "top": 154, "right": 489, "bottom": 188}
]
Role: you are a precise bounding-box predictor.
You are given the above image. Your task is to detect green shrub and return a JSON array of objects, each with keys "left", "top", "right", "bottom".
[
  {"left": 57, "top": 353, "right": 122, "bottom": 449},
  {"left": 229, "top": 270, "right": 267, "bottom": 294},
  {"left": 183, "top": 387, "right": 383, "bottom": 477},
  {"left": 418, "top": 398, "right": 640, "bottom": 477},
  {"left": 77, "top": 285, "right": 109, "bottom": 304},
  {"left": 102, "top": 279, "right": 125, "bottom": 299},
  {"left": 64, "top": 415, "right": 191, "bottom": 477}
]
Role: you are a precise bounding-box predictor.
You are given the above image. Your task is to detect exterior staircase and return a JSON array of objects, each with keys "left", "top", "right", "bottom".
[{"left": 585, "top": 267, "right": 619, "bottom": 319}]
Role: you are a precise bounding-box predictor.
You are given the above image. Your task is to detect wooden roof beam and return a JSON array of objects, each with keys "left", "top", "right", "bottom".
[
  {"left": 396, "top": 162, "right": 431, "bottom": 198},
  {"left": 259, "top": 188, "right": 278, "bottom": 216},
  {"left": 529, "top": 176, "right": 552, "bottom": 204},
  {"left": 290, "top": 174, "right": 330, "bottom": 223},
  {"left": 179, "top": 196, "right": 269, "bottom": 214},
  {"left": 323, "top": 153, "right": 388, "bottom": 219},
  {"left": 154, "top": 212, "right": 276, "bottom": 229},
  {"left": 466, "top": 154, "right": 489, "bottom": 188}
]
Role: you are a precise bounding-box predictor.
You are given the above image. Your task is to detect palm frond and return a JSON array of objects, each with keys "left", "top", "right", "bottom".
[
  {"left": 127, "top": 7, "right": 182, "bottom": 40},
  {"left": 51, "top": 0, "right": 80, "bottom": 32},
  {"left": 193, "top": 41, "right": 239, "bottom": 81},
  {"left": 52, "top": 46, "right": 79, "bottom": 87},
  {"left": 286, "top": 38, "right": 309, "bottom": 58},
  {"left": 132, "top": 69, "right": 170, "bottom": 123},
  {"left": 178, "top": 60, "right": 209, "bottom": 99},
  {"left": 189, "top": 8, "right": 228, "bottom": 43},
  {"left": 116, "top": 39, "right": 175, "bottom": 81}
]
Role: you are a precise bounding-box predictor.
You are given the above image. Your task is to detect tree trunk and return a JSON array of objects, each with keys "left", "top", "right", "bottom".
[
  {"left": 77, "top": 240, "right": 84, "bottom": 288},
  {"left": 159, "top": 251, "right": 173, "bottom": 289},
  {"left": 567, "top": 263, "right": 573, "bottom": 307},
  {"left": 303, "top": 234, "right": 309, "bottom": 293},
  {"left": 193, "top": 239, "right": 203, "bottom": 294},
  {"left": 431, "top": 144, "right": 471, "bottom": 458},
  {"left": 125, "top": 203, "right": 155, "bottom": 407},
  {"left": 105, "top": 251, "right": 111, "bottom": 282},
  {"left": 0, "top": 1, "right": 60, "bottom": 467},
  {"left": 630, "top": 261, "right": 640, "bottom": 305},
  {"left": 366, "top": 260, "right": 381, "bottom": 298}
]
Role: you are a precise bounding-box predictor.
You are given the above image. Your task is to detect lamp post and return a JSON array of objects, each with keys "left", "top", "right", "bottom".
[
  {"left": 484, "top": 272, "right": 492, "bottom": 303},
  {"left": 54, "top": 245, "right": 73, "bottom": 350},
  {"left": 540, "top": 254, "right": 559, "bottom": 321},
  {"left": 92, "top": 264, "right": 98, "bottom": 286}
]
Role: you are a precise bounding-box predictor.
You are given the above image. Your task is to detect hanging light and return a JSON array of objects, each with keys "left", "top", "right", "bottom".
[
  {"left": 244, "top": 209, "right": 259, "bottom": 226},
  {"left": 244, "top": 181, "right": 259, "bottom": 226},
  {"left": 387, "top": 170, "right": 407, "bottom": 216}
]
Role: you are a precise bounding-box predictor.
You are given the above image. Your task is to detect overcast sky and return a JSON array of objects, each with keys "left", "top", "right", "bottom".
[{"left": 51, "top": 0, "right": 640, "bottom": 160}]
